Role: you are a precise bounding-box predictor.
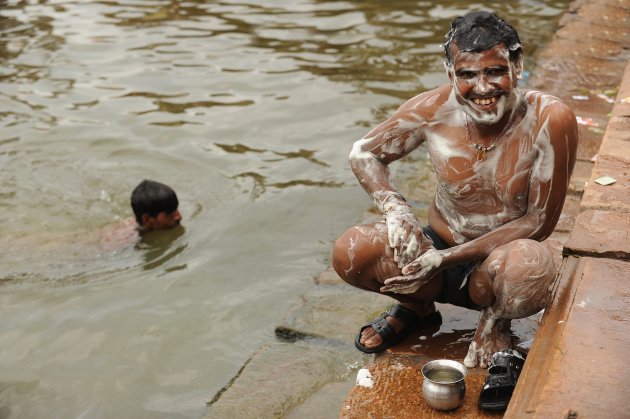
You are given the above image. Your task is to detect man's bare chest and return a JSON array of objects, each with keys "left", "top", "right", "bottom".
[{"left": 426, "top": 130, "right": 538, "bottom": 211}]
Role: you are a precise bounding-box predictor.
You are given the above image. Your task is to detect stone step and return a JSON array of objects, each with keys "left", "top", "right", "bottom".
[{"left": 506, "top": 255, "right": 630, "bottom": 418}]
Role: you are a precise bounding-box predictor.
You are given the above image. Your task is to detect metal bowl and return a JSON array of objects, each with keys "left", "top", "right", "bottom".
[{"left": 421, "top": 359, "right": 467, "bottom": 411}]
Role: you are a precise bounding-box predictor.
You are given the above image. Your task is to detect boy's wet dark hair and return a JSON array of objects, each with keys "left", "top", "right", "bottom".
[
  {"left": 443, "top": 11, "right": 523, "bottom": 67},
  {"left": 130, "top": 179, "right": 179, "bottom": 225}
]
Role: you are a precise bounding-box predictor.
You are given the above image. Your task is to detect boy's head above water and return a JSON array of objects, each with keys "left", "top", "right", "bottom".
[{"left": 130, "top": 179, "right": 182, "bottom": 231}]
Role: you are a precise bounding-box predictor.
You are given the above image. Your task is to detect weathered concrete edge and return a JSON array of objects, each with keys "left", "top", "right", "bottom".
[
  {"left": 505, "top": 60, "right": 630, "bottom": 418},
  {"left": 504, "top": 257, "right": 584, "bottom": 416}
]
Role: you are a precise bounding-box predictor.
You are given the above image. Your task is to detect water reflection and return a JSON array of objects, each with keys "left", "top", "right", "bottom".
[
  {"left": 136, "top": 98, "right": 255, "bottom": 115},
  {"left": 1, "top": 0, "right": 570, "bottom": 109},
  {"left": 0, "top": 222, "right": 189, "bottom": 286},
  {"left": 233, "top": 171, "right": 344, "bottom": 200},
  {"left": 216, "top": 142, "right": 329, "bottom": 166},
  {"left": 137, "top": 225, "right": 188, "bottom": 271}
]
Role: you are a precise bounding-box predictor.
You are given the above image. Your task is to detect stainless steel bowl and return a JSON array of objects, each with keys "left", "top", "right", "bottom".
[{"left": 421, "top": 359, "right": 467, "bottom": 411}]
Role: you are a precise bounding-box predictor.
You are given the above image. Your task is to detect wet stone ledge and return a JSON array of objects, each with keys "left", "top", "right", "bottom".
[
  {"left": 580, "top": 61, "right": 630, "bottom": 214},
  {"left": 276, "top": 283, "right": 392, "bottom": 343},
  {"left": 206, "top": 268, "right": 392, "bottom": 419},
  {"left": 206, "top": 339, "right": 361, "bottom": 419}
]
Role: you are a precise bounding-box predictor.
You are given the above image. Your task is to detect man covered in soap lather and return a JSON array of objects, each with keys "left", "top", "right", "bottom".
[{"left": 332, "top": 11, "right": 577, "bottom": 368}]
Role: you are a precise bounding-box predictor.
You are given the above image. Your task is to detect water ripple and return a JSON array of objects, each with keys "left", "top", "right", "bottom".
[{"left": 136, "top": 99, "right": 255, "bottom": 115}]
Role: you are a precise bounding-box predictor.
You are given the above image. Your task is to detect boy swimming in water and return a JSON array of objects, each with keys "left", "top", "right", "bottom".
[
  {"left": 131, "top": 179, "right": 182, "bottom": 231},
  {"left": 99, "top": 179, "right": 182, "bottom": 249}
]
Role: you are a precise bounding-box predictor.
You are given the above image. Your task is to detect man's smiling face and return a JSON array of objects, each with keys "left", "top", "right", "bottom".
[{"left": 448, "top": 43, "right": 522, "bottom": 125}]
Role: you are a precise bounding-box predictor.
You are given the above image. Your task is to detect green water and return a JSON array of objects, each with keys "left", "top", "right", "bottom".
[{"left": 0, "top": 1, "right": 570, "bottom": 417}]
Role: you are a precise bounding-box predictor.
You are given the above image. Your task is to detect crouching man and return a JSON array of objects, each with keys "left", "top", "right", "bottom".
[{"left": 332, "top": 11, "right": 577, "bottom": 368}]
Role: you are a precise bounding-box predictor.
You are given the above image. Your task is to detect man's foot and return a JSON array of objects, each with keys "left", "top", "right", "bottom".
[
  {"left": 359, "top": 315, "right": 404, "bottom": 348},
  {"left": 464, "top": 312, "right": 512, "bottom": 368},
  {"left": 355, "top": 304, "right": 440, "bottom": 354}
]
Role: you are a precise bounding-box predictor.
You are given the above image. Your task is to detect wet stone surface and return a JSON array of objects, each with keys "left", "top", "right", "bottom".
[
  {"left": 522, "top": 256, "right": 630, "bottom": 418},
  {"left": 286, "top": 376, "right": 357, "bottom": 419},
  {"left": 554, "top": 193, "right": 581, "bottom": 233},
  {"left": 568, "top": 160, "right": 593, "bottom": 194},
  {"left": 598, "top": 126, "right": 630, "bottom": 161},
  {"left": 276, "top": 284, "right": 392, "bottom": 343},
  {"left": 528, "top": 0, "right": 630, "bottom": 162},
  {"left": 340, "top": 358, "right": 502, "bottom": 419},
  {"left": 207, "top": 339, "right": 363, "bottom": 419}
]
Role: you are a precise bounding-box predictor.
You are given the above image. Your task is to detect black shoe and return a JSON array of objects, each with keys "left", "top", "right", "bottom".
[{"left": 478, "top": 349, "right": 526, "bottom": 411}]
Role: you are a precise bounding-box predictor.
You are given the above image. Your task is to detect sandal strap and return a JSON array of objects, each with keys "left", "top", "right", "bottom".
[
  {"left": 479, "top": 349, "right": 526, "bottom": 411},
  {"left": 386, "top": 304, "right": 420, "bottom": 326},
  {"left": 371, "top": 315, "right": 397, "bottom": 341},
  {"left": 366, "top": 304, "right": 420, "bottom": 341}
]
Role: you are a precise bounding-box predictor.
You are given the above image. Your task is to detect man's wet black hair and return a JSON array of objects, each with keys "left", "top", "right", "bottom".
[
  {"left": 130, "top": 179, "right": 179, "bottom": 225},
  {"left": 443, "top": 11, "right": 522, "bottom": 66}
]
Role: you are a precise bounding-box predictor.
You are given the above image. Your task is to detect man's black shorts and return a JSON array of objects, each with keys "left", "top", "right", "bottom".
[{"left": 422, "top": 227, "right": 481, "bottom": 310}]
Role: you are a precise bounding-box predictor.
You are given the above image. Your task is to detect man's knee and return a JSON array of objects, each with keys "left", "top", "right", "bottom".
[
  {"left": 489, "top": 239, "right": 556, "bottom": 317},
  {"left": 332, "top": 224, "right": 388, "bottom": 284},
  {"left": 503, "top": 239, "right": 555, "bottom": 281},
  {"left": 332, "top": 229, "right": 354, "bottom": 280},
  {"left": 485, "top": 239, "right": 554, "bottom": 277}
]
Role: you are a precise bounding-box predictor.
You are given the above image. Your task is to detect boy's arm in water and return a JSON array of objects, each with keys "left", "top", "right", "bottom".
[
  {"left": 98, "top": 217, "right": 141, "bottom": 251},
  {"left": 382, "top": 100, "right": 578, "bottom": 294}
]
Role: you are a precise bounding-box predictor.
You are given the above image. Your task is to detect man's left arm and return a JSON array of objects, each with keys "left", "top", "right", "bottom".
[{"left": 383, "top": 102, "right": 578, "bottom": 293}]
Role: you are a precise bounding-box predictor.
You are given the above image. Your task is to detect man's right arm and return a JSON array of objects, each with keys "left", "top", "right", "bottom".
[{"left": 348, "top": 91, "right": 435, "bottom": 265}]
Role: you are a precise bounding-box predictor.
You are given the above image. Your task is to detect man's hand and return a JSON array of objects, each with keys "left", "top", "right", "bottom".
[
  {"left": 384, "top": 204, "right": 424, "bottom": 267},
  {"left": 380, "top": 248, "right": 444, "bottom": 294}
]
